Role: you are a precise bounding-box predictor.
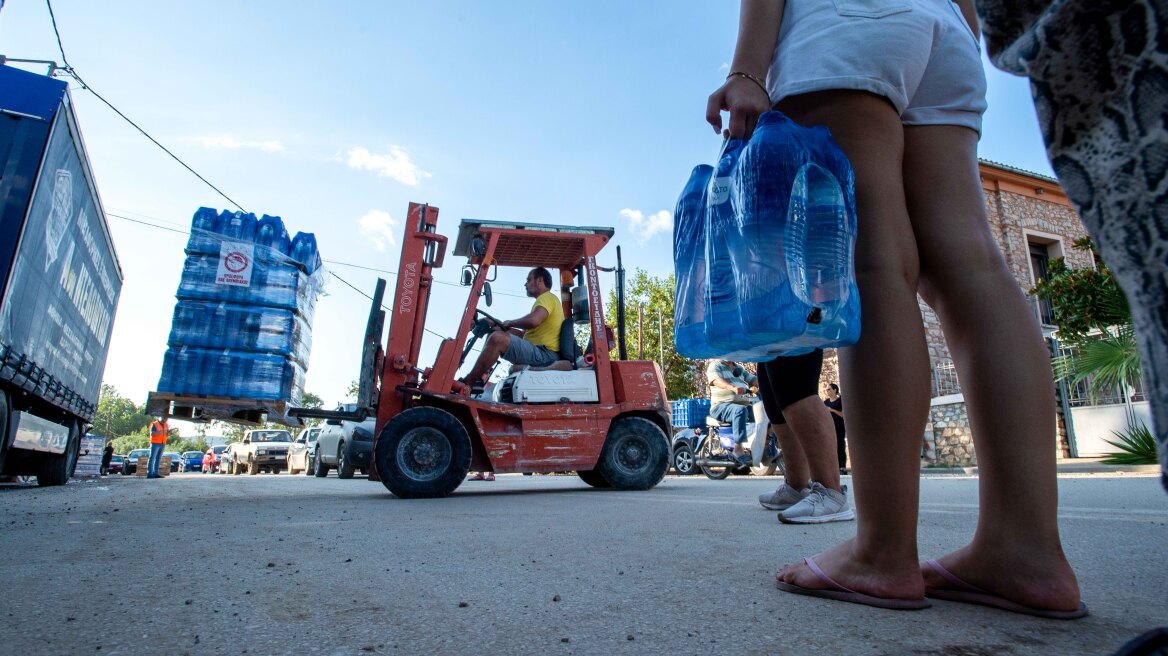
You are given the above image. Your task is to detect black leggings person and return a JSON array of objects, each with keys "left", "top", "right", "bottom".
[{"left": 756, "top": 350, "right": 853, "bottom": 524}]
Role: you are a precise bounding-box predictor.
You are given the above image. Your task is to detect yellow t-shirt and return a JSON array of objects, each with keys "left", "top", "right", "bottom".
[{"left": 523, "top": 291, "right": 563, "bottom": 352}]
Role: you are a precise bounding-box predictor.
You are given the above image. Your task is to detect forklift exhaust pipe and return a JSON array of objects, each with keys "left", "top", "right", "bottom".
[{"left": 616, "top": 245, "right": 627, "bottom": 361}]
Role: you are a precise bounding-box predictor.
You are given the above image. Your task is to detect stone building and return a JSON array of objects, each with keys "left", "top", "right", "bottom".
[{"left": 821, "top": 160, "right": 1092, "bottom": 466}]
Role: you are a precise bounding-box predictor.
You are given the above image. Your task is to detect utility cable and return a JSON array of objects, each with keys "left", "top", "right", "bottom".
[
  {"left": 102, "top": 212, "right": 529, "bottom": 298},
  {"left": 45, "top": 0, "right": 248, "bottom": 213}
]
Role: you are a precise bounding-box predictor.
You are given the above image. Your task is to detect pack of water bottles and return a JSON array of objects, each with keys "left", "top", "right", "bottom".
[
  {"left": 673, "top": 110, "right": 861, "bottom": 361},
  {"left": 157, "top": 207, "right": 326, "bottom": 401}
]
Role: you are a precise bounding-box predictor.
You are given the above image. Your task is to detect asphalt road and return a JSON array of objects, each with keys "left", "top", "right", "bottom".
[{"left": 0, "top": 470, "right": 1165, "bottom": 656}]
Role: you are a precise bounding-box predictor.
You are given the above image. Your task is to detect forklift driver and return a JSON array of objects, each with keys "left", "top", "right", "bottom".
[{"left": 461, "top": 267, "right": 564, "bottom": 395}]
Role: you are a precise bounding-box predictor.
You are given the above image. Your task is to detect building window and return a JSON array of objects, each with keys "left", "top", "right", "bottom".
[{"left": 1029, "top": 242, "right": 1055, "bottom": 325}]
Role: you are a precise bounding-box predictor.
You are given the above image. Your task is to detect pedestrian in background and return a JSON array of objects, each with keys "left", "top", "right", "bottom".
[
  {"left": 100, "top": 442, "right": 114, "bottom": 476},
  {"left": 147, "top": 417, "right": 168, "bottom": 479},
  {"left": 707, "top": 0, "right": 1084, "bottom": 616},
  {"left": 823, "top": 383, "right": 846, "bottom": 473},
  {"left": 757, "top": 351, "right": 853, "bottom": 524}
]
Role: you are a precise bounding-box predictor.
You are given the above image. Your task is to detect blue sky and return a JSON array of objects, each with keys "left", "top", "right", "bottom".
[{"left": 0, "top": 1, "right": 1055, "bottom": 429}]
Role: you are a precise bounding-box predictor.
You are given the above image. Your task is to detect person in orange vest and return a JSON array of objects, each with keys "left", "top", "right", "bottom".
[{"left": 147, "top": 417, "right": 169, "bottom": 479}]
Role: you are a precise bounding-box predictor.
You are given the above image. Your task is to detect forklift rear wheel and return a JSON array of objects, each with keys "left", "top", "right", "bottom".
[
  {"left": 576, "top": 469, "right": 611, "bottom": 488},
  {"left": 597, "top": 417, "right": 669, "bottom": 491},
  {"left": 375, "top": 406, "right": 471, "bottom": 499}
]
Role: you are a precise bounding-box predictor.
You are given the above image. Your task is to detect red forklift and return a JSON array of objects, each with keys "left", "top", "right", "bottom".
[{"left": 292, "top": 202, "right": 671, "bottom": 498}]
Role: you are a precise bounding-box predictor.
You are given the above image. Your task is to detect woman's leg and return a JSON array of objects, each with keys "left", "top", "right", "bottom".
[
  {"left": 905, "top": 125, "right": 1081, "bottom": 611},
  {"left": 775, "top": 90, "right": 931, "bottom": 600}
]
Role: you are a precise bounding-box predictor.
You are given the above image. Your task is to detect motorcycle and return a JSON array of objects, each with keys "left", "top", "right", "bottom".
[{"left": 671, "top": 400, "right": 784, "bottom": 480}]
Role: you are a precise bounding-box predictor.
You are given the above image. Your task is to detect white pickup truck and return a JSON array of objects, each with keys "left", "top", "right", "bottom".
[{"left": 226, "top": 429, "right": 294, "bottom": 475}]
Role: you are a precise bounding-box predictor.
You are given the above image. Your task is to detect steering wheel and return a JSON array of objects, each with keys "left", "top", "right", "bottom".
[{"left": 475, "top": 308, "right": 505, "bottom": 329}]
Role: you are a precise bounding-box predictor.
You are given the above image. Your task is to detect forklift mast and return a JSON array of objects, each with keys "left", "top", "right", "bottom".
[{"left": 377, "top": 203, "right": 447, "bottom": 421}]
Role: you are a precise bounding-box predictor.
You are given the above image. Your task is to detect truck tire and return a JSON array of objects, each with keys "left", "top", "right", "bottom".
[
  {"left": 313, "top": 450, "right": 329, "bottom": 477},
  {"left": 577, "top": 469, "right": 611, "bottom": 488},
  {"left": 596, "top": 417, "right": 669, "bottom": 491},
  {"left": 375, "top": 406, "right": 471, "bottom": 499},
  {"left": 336, "top": 442, "right": 355, "bottom": 479},
  {"left": 37, "top": 419, "right": 81, "bottom": 487},
  {"left": 0, "top": 390, "right": 9, "bottom": 473},
  {"left": 248, "top": 458, "right": 258, "bottom": 475}
]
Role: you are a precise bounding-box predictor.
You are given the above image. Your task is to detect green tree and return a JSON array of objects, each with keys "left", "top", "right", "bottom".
[
  {"left": 299, "top": 391, "right": 324, "bottom": 427},
  {"left": 604, "top": 268, "right": 700, "bottom": 400},
  {"left": 1030, "top": 237, "right": 1141, "bottom": 395},
  {"left": 93, "top": 384, "right": 152, "bottom": 439},
  {"left": 346, "top": 380, "right": 360, "bottom": 401}
]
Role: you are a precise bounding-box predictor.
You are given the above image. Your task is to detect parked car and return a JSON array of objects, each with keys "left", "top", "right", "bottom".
[
  {"left": 163, "top": 452, "right": 182, "bottom": 473},
  {"left": 287, "top": 427, "right": 321, "bottom": 475},
  {"left": 204, "top": 444, "right": 228, "bottom": 472},
  {"left": 122, "top": 448, "right": 150, "bottom": 475},
  {"left": 180, "top": 451, "right": 204, "bottom": 472},
  {"left": 219, "top": 446, "right": 234, "bottom": 474},
  {"left": 106, "top": 454, "right": 125, "bottom": 475},
  {"left": 314, "top": 411, "right": 374, "bottom": 479}
]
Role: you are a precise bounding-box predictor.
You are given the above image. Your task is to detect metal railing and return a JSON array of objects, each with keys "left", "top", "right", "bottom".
[{"left": 931, "top": 358, "right": 961, "bottom": 398}]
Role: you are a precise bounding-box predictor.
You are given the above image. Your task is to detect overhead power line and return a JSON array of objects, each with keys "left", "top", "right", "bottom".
[{"left": 44, "top": 0, "right": 248, "bottom": 213}]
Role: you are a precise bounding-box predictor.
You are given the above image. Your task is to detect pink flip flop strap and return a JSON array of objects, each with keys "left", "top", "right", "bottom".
[
  {"left": 925, "top": 558, "right": 985, "bottom": 593},
  {"left": 804, "top": 556, "right": 857, "bottom": 594}
]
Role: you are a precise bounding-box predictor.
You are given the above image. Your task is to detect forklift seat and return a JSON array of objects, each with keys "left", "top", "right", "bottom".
[{"left": 511, "top": 360, "right": 574, "bottom": 373}]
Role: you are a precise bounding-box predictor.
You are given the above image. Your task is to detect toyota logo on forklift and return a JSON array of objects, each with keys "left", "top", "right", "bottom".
[{"left": 289, "top": 202, "right": 671, "bottom": 498}]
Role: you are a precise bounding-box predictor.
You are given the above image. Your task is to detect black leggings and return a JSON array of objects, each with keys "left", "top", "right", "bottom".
[{"left": 756, "top": 349, "right": 824, "bottom": 425}]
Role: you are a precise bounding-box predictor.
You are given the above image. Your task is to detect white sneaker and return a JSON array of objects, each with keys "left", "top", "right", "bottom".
[
  {"left": 778, "top": 482, "right": 855, "bottom": 524},
  {"left": 758, "top": 482, "right": 810, "bottom": 511}
]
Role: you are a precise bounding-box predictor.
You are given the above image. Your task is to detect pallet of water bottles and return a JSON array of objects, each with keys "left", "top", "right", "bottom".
[
  {"left": 145, "top": 391, "right": 303, "bottom": 428},
  {"left": 156, "top": 207, "right": 323, "bottom": 410}
]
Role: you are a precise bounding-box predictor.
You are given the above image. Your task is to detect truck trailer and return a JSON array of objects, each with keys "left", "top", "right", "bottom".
[{"left": 0, "top": 64, "right": 123, "bottom": 485}]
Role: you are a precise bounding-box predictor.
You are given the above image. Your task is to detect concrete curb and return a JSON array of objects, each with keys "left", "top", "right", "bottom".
[{"left": 918, "top": 460, "right": 1160, "bottom": 476}]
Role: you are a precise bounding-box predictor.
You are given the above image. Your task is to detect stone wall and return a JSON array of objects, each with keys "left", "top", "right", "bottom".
[{"left": 929, "top": 399, "right": 975, "bottom": 466}]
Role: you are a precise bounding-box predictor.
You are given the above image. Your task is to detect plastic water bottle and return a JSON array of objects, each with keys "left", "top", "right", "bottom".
[
  {"left": 730, "top": 112, "right": 815, "bottom": 353},
  {"left": 785, "top": 162, "right": 852, "bottom": 325},
  {"left": 672, "top": 163, "right": 716, "bottom": 358},
  {"left": 188, "top": 207, "right": 218, "bottom": 253},
  {"left": 290, "top": 232, "right": 320, "bottom": 274},
  {"left": 258, "top": 215, "right": 291, "bottom": 257},
  {"left": 703, "top": 138, "right": 748, "bottom": 354}
]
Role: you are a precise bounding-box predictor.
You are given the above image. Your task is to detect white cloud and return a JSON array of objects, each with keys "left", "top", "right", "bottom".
[
  {"left": 198, "top": 135, "right": 286, "bottom": 153},
  {"left": 358, "top": 210, "right": 398, "bottom": 251},
  {"left": 618, "top": 208, "right": 673, "bottom": 243},
  {"left": 345, "top": 146, "right": 430, "bottom": 186}
]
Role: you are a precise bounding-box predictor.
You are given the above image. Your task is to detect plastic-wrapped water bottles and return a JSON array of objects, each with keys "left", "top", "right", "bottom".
[
  {"left": 162, "top": 207, "right": 325, "bottom": 402},
  {"left": 671, "top": 110, "right": 860, "bottom": 359},
  {"left": 290, "top": 232, "right": 321, "bottom": 275},
  {"left": 673, "top": 164, "right": 716, "bottom": 358},
  {"left": 704, "top": 138, "right": 750, "bottom": 354}
]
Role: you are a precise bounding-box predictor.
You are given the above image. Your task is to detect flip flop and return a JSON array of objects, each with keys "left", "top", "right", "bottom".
[
  {"left": 923, "top": 559, "right": 1089, "bottom": 619},
  {"left": 775, "top": 556, "right": 931, "bottom": 610}
]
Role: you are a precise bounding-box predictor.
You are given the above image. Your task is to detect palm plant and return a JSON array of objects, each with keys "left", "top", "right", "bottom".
[{"left": 1102, "top": 423, "right": 1158, "bottom": 465}]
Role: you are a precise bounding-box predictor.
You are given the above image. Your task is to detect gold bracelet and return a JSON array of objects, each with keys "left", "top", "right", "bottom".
[{"left": 726, "top": 71, "right": 769, "bottom": 98}]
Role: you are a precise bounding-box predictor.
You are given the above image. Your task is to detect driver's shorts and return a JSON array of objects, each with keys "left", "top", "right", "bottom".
[
  {"left": 766, "top": 0, "right": 988, "bottom": 134},
  {"left": 503, "top": 335, "right": 559, "bottom": 368}
]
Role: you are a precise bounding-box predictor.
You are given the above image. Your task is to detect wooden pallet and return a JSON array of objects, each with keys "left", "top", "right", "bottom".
[
  {"left": 133, "top": 456, "right": 170, "bottom": 477},
  {"left": 145, "top": 392, "right": 304, "bottom": 428}
]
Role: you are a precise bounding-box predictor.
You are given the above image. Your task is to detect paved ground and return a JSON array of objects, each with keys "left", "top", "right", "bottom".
[{"left": 0, "top": 469, "right": 1165, "bottom": 655}]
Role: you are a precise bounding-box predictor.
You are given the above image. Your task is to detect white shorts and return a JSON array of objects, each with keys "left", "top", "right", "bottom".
[{"left": 766, "top": 0, "right": 988, "bottom": 133}]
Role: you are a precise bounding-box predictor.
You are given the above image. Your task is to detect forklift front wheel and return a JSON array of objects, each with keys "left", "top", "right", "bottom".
[
  {"left": 597, "top": 417, "right": 670, "bottom": 491},
  {"left": 375, "top": 407, "right": 472, "bottom": 499}
]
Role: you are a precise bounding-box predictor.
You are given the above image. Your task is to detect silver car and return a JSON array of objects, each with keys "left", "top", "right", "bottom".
[{"left": 286, "top": 427, "right": 321, "bottom": 475}]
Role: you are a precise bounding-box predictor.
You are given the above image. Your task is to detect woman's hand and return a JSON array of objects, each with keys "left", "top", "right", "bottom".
[{"left": 706, "top": 74, "right": 772, "bottom": 140}]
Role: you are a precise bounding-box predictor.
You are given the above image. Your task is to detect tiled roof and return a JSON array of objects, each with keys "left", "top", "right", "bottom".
[{"left": 978, "top": 158, "right": 1060, "bottom": 184}]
